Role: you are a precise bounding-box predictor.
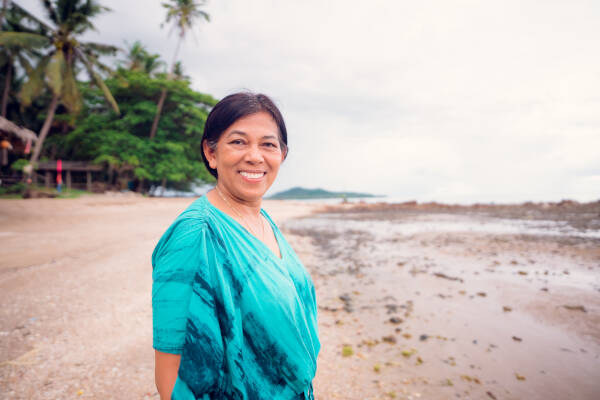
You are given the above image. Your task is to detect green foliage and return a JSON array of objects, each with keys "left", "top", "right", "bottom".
[
  {"left": 55, "top": 188, "right": 88, "bottom": 199},
  {"left": 3, "top": 2, "right": 219, "bottom": 193},
  {"left": 121, "top": 40, "right": 165, "bottom": 76},
  {"left": 49, "top": 69, "right": 217, "bottom": 188},
  {"left": 7, "top": 0, "right": 118, "bottom": 114},
  {"left": 0, "top": 182, "right": 27, "bottom": 195},
  {"left": 19, "top": 59, "right": 47, "bottom": 107},
  {"left": 9, "top": 0, "right": 122, "bottom": 165},
  {"left": 0, "top": 184, "right": 87, "bottom": 199},
  {"left": 0, "top": 2, "right": 52, "bottom": 124},
  {"left": 10, "top": 159, "right": 29, "bottom": 171}
]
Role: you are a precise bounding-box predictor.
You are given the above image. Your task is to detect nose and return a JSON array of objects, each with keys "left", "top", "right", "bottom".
[{"left": 244, "top": 143, "right": 264, "bottom": 164}]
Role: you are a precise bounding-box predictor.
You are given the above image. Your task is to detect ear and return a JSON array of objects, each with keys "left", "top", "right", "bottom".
[
  {"left": 281, "top": 146, "right": 288, "bottom": 162},
  {"left": 202, "top": 140, "right": 217, "bottom": 169}
]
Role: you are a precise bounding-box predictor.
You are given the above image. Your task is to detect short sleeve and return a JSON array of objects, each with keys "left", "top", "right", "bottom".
[{"left": 152, "top": 217, "right": 208, "bottom": 354}]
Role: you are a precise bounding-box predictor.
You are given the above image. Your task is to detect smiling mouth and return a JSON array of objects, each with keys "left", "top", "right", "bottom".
[{"left": 239, "top": 171, "right": 266, "bottom": 179}]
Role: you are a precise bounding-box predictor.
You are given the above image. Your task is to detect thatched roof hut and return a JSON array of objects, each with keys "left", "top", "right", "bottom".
[{"left": 0, "top": 116, "right": 38, "bottom": 143}]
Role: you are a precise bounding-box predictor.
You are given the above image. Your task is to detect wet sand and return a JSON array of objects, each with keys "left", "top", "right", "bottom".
[
  {"left": 1, "top": 195, "right": 599, "bottom": 399},
  {"left": 286, "top": 200, "right": 600, "bottom": 400}
]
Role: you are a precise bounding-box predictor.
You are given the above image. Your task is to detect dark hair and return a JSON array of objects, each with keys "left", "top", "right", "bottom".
[{"left": 201, "top": 92, "right": 288, "bottom": 178}]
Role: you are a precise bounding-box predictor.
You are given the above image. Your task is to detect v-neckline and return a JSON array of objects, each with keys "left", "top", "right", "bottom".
[{"left": 202, "top": 196, "right": 285, "bottom": 262}]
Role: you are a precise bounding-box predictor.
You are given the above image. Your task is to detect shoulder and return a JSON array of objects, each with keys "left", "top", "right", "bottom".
[{"left": 151, "top": 196, "right": 217, "bottom": 268}]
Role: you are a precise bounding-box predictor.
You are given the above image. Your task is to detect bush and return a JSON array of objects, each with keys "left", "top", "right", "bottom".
[
  {"left": 10, "top": 159, "right": 29, "bottom": 172},
  {"left": 0, "top": 182, "right": 27, "bottom": 196}
]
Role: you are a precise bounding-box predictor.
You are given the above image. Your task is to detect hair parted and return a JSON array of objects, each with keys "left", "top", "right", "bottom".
[{"left": 201, "top": 92, "right": 288, "bottom": 178}]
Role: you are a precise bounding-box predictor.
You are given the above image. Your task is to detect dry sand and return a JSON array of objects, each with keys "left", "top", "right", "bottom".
[
  {"left": 0, "top": 195, "right": 599, "bottom": 399},
  {"left": 0, "top": 194, "right": 319, "bottom": 399}
]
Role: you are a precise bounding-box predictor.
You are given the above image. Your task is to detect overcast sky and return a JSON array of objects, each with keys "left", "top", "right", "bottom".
[{"left": 22, "top": 0, "right": 600, "bottom": 204}]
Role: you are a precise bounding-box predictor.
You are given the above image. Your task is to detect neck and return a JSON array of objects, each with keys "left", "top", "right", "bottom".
[{"left": 212, "top": 183, "right": 262, "bottom": 218}]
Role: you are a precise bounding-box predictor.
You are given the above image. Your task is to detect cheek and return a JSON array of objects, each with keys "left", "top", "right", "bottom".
[
  {"left": 217, "top": 148, "right": 241, "bottom": 165},
  {"left": 266, "top": 154, "right": 283, "bottom": 170}
]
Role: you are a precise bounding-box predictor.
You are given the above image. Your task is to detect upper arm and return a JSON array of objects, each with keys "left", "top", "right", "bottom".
[
  {"left": 152, "top": 218, "right": 205, "bottom": 354},
  {"left": 152, "top": 216, "right": 225, "bottom": 397}
]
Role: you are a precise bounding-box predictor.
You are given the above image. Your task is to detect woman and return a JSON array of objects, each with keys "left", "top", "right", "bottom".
[{"left": 152, "top": 92, "right": 320, "bottom": 400}]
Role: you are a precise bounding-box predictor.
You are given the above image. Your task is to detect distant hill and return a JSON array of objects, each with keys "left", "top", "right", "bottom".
[{"left": 267, "top": 187, "right": 379, "bottom": 200}]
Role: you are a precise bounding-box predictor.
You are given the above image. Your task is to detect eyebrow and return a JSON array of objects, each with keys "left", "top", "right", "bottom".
[{"left": 226, "top": 130, "right": 278, "bottom": 140}]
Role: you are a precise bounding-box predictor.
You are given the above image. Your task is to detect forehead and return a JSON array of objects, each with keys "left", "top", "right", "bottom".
[{"left": 223, "top": 111, "right": 279, "bottom": 138}]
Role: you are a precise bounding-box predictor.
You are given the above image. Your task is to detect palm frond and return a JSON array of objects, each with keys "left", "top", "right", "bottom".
[
  {"left": 94, "top": 59, "right": 114, "bottom": 76},
  {"left": 0, "top": 32, "right": 51, "bottom": 49},
  {"left": 45, "top": 50, "right": 66, "bottom": 96},
  {"left": 161, "top": 0, "right": 210, "bottom": 37},
  {"left": 145, "top": 54, "right": 166, "bottom": 75},
  {"left": 42, "top": 0, "right": 60, "bottom": 25},
  {"left": 16, "top": 53, "right": 34, "bottom": 75},
  {"left": 75, "top": 47, "right": 120, "bottom": 114},
  {"left": 19, "top": 55, "right": 50, "bottom": 106},
  {"left": 81, "top": 41, "right": 120, "bottom": 56},
  {"left": 9, "top": 2, "right": 53, "bottom": 30},
  {"left": 58, "top": 0, "right": 78, "bottom": 26},
  {"left": 66, "top": 0, "right": 111, "bottom": 33},
  {"left": 61, "top": 62, "right": 82, "bottom": 113},
  {"left": 79, "top": 46, "right": 114, "bottom": 76}
]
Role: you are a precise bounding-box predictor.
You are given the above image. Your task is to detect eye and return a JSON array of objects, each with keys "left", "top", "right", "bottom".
[
  {"left": 263, "top": 142, "right": 278, "bottom": 148},
  {"left": 229, "top": 139, "right": 244, "bottom": 145}
]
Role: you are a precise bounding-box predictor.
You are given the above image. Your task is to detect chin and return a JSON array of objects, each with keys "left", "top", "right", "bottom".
[{"left": 238, "top": 187, "right": 269, "bottom": 201}]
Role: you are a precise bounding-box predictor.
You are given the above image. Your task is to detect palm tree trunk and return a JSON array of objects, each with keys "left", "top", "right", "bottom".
[
  {"left": 137, "top": 177, "right": 145, "bottom": 193},
  {"left": 30, "top": 93, "right": 59, "bottom": 165},
  {"left": 1, "top": 62, "right": 11, "bottom": 117},
  {"left": 168, "top": 33, "right": 184, "bottom": 78},
  {"left": 148, "top": 34, "right": 183, "bottom": 140},
  {"left": 160, "top": 177, "right": 166, "bottom": 196},
  {"left": 149, "top": 88, "right": 167, "bottom": 139}
]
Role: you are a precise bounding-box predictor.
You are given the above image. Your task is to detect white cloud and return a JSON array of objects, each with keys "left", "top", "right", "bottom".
[{"left": 21, "top": 0, "right": 600, "bottom": 203}]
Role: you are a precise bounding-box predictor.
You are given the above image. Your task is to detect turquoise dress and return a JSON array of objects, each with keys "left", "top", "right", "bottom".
[{"left": 152, "top": 196, "right": 320, "bottom": 400}]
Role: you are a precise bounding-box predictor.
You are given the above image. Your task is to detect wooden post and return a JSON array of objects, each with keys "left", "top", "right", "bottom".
[
  {"left": 45, "top": 171, "right": 51, "bottom": 187},
  {"left": 66, "top": 170, "right": 72, "bottom": 190},
  {"left": 86, "top": 171, "right": 92, "bottom": 192}
]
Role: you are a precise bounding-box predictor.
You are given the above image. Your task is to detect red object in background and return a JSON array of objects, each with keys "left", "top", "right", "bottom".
[
  {"left": 56, "top": 159, "right": 63, "bottom": 184},
  {"left": 24, "top": 139, "right": 31, "bottom": 154}
]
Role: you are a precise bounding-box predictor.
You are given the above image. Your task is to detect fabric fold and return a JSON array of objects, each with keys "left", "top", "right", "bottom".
[{"left": 152, "top": 196, "right": 320, "bottom": 399}]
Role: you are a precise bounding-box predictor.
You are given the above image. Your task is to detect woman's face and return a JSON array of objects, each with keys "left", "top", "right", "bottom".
[{"left": 203, "top": 111, "right": 286, "bottom": 203}]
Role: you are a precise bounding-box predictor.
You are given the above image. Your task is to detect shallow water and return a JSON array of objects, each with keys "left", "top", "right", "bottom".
[
  {"left": 289, "top": 212, "right": 600, "bottom": 239},
  {"left": 285, "top": 210, "right": 600, "bottom": 400}
]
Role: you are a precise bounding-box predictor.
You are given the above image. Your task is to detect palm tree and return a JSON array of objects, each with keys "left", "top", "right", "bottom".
[
  {"left": 149, "top": 0, "right": 209, "bottom": 139},
  {"left": 121, "top": 40, "right": 165, "bottom": 76},
  {"left": 0, "top": 2, "right": 48, "bottom": 117},
  {"left": 172, "top": 60, "right": 190, "bottom": 82},
  {"left": 0, "top": 0, "right": 120, "bottom": 166}
]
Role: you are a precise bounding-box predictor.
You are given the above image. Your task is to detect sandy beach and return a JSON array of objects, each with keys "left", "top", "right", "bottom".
[{"left": 1, "top": 195, "right": 599, "bottom": 399}]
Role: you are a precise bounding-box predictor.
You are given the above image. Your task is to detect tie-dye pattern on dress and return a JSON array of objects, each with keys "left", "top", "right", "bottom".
[{"left": 152, "top": 196, "right": 320, "bottom": 400}]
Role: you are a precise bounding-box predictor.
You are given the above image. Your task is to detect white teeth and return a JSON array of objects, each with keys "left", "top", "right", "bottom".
[{"left": 240, "top": 171, "right": 264, "bottom": 179}]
